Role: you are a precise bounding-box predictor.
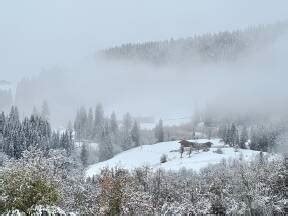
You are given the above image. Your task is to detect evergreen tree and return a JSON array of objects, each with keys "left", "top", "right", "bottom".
[
  {"left": 120, "top": 113, "right": 133, "bottom": 151},
  {"left": 2, "top": 107, "right": 53, "bottom": 158},
  {"left": 3, "top": 106, "right": 21, "bottom": 157},
  {"left": 122, "top": 113, "right": 132, "bottom": 132},
  {"left": 94, "top": 103, "right": 105, "bottom": 140},
  {"left": 192, "top": 128, "right": 196, "bottom": 140},
  {"left": 60, "top": 130, "right": 74, "bottom": 155},
  {"left": 239, "top": 126, "right": 248, "bottom": 149},
  {"left": 226, "top": 123, "right": 239, "bottom": 147},
  {"left": 80, "top": 143, "right": 89, "bottom": 167},
  {"left": 131, "top": 120, "right": 140, "bottom": 147},
  {"left": 87, "top": 107, "right": 94, "bottom": 140},
  {"left": 99, "top": 121, "right": 114, "bottom": 161},
  {"left": 51, "top": 131, "right": 60, "bottom": 149},
  {"left": 74, "top": 110, "right": 81, "bottom": 140},
  {"left": 110, "top": 112, "right": 119, "bottom": 135},
  {"left": 0, "top": 112, "right": 5, "bottom": 134},
  {"left": 154, "top": 119, "right": 164, "bottom": 143},
  {"left": 74, "top": 107, "right": 88, "bottom": 141}
]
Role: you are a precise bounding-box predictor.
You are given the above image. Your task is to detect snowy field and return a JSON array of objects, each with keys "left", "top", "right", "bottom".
[{"left": 87, "top": 139, "right": 263, "bottom": 177}]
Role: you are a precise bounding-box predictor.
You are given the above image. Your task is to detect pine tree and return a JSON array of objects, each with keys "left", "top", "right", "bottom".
[
  {"left": 227, "top": 123, "right": 239, "bottom": 147},
  {"left": 192, "top": 128, "right": 196, "bottom": 140},
  {"left": 110, "top": 112, "right": 119, "bottom": 135},
  {"left": 239, "top": 126, "right": 248, "bottom": 149},
  {"left": 51, "top": 131, "right": 60, "bottom": 149},
  {"left": 87, "top": 107, "right": 94, "bottom": 140},
  {"left": 60, "top": 130, "right": 74, "bottom": 155},
  {"left": 122, "top": 113, "right": 132, "bottom": 131},
  {"left": 94, "top": 103, "right": 105, "bottom": 140},
  {"left": 74, "top": 110, "right": 81, "bottom": 140},
  {"left": 80, "top": 142, "right": 89, "bottom": 167},
  {"left": 41, "top": 100, "right": 50, "bottom": 120},
  {"left": 75, "top": 107, "right": 88, "bottom": 141},
  {"left": 3, "top": 107, "right": 21, "bottom": 157},
  {"left": 120, "top": 113, "right": 133, "bottom": 150},
  {"left": 154, "top": 119, "right": 164, "bottom": 143},
  {"left": 131, "top": 121, "right": 140, "bottom": 147},
  {"left": 99, "top": 121, "right": 114, "bottom": 161}
]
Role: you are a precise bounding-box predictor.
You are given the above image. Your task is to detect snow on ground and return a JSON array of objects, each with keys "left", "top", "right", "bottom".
[{"left": 86, "top": 139, "right": 263, "bottom": 177}]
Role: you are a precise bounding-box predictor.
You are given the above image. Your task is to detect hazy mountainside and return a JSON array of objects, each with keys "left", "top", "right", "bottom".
[
  {"left": 9, "top": 22, "right": 288, "bottom": 127},
  {"left": 102, "top": 22, "right": 288, "bottom": 65}
]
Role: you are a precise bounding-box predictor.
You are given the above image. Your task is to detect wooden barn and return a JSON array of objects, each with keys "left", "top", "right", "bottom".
[{"left": 178, "top": 140, "right": 196, "bottom": 148}]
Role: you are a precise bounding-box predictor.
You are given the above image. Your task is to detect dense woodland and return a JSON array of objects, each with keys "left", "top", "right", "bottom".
[
  {"left": 74, "top": 104, "right": 166, "bottom": 164},
  {"left": 102, "top": 22, "right": 288, "bottom": 65},
  {"left": 0, "top": 106, "right": 73, "bottom": 160}
]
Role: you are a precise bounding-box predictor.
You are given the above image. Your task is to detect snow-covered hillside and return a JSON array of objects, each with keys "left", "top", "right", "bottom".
[{"left": 87, "top": 139, "right": 263, "bottom": 177}]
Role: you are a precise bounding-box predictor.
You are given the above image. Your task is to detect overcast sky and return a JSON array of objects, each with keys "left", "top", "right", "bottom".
[{"left": 1, "top": 0, "right": 288, "bottom": 82}]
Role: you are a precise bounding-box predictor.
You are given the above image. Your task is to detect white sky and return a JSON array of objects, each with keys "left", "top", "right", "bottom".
[{"left": 1, "top": 0, "right": 288, "bottom": 82}]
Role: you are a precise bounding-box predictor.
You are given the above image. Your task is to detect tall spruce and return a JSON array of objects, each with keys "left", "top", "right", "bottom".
[
  {"left": 80, "top": 142, "right": 89, "bottom": 167},
  {"left": 154, "top": 119, "right": 164, "bottom": 143},
  {"left": 99, "top": 120, "right": 114, "bottom": 161},
  {"left": 239, "top": 126, "right": 248, "bottom": 149},
  {"left": 94, "top": 103, "right": 105, "bottom": 140},
  {"left": 131, "top": 120, "right": 140, "bottom": 147}
]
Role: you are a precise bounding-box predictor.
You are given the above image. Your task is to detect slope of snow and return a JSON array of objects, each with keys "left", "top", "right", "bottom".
[{"left": 86, "top": 139, "right": 263, "bottom": 177}]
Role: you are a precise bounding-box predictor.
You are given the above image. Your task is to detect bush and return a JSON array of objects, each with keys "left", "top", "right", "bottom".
[
  {"left": 160, "top": 154, "right": 168, "bottom": 163},
  {"left": 214, "top": 148, "right": 223, "bottom": 154}
]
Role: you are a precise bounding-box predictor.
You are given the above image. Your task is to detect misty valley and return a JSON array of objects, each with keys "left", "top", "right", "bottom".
[{"left": 1, "top": 1, "right": 288, "bottom": 215}]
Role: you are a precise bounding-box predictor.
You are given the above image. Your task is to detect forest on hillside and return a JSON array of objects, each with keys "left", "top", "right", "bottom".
[{"left": 102, "top": 22, "right": 288, "bottom": 65}]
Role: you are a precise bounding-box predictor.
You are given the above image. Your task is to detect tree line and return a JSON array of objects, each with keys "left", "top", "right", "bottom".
[
  {"left": 102, "top": 22, "right": 288, "bottom": 65},
  {"left": 0, "top": 106, "right": 74, "bottom": 159},
  {"left": 74, "top": 104, "right": 165, "bottom": 164}
]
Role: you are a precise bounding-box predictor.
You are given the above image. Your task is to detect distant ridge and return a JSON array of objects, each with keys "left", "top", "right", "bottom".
[{"left": 101, "top": 21, "right": 288, "bottom": 65}]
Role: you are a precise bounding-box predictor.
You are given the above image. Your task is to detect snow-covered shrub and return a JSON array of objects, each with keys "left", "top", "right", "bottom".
[
  {"left": 160, "top": 154, "right": 168, "bottom": 163},
  {"left": 1, "top": 147, "right": 84, "bottom": 215},
  {"left": 214, "top": 148, "right": 223, "bottom": 154}
]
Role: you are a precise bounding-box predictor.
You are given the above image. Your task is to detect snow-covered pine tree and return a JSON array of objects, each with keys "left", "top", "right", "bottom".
[
  {"left": 0, "top": 112, "right": 5, "bottom": 134},
  {"left": 131, "top": 120, "right": 140, "bottom": 147},
  {"left": 120, "top": 113, "right": 133, "bottom": 151},
  {"left": 87, "top": 107, "right": 94, "bottom": 140},
  {"left": 154, "top": 119, "right": 164, "bottom": 143},
  {"left": 239, "top": 126, "right": 248, "bottom": 149},
  {"left": 110, "top": 112, "right": 119, "bottom": 135},
  {"left": 98, "top": 120, "right": 114, "bottom": 161},
  {"left": 80, "top": 142, "right": 89, "bottom": 167},
  {"left": 60, "top": 130, "right": 74, "bottom": 155},
  {"left": 94, "top": 103, "right": 105, "bottom": 140}
]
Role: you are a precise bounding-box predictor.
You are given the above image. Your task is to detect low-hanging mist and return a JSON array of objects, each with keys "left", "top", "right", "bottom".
[{"left": 9, "top": 24, "right": 288, "bottom": 127}]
